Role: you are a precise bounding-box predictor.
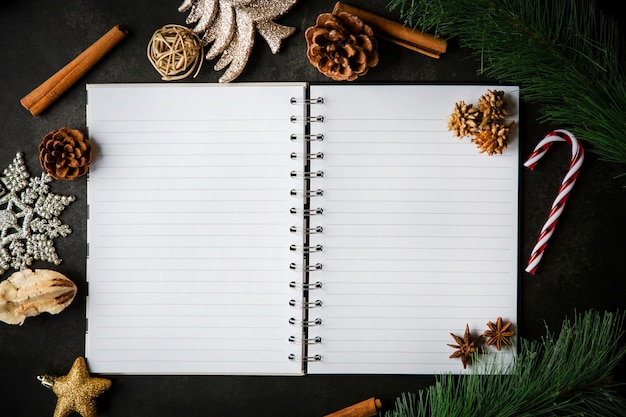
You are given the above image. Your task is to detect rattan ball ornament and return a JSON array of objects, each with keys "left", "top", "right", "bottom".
[{"left": 147, "top": 24, "right": 204, "bottom": 81}]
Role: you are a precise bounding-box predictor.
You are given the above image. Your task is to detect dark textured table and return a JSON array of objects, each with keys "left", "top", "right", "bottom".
[{"left": 1, "top": 1, "right": 624, "bottom": 416}]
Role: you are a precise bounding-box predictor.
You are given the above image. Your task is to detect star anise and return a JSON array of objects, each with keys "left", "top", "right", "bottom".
[
  {"left": 448, "top": 324, "right": 482, "bottom": 369},
  {"left": 484, "top": 317, "right": 515, "bottom": 351}
]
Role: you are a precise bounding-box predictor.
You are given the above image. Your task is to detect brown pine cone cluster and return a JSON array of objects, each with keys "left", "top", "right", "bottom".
[
  {"left": 39, "top": 127, "right": 93, "bottom": 180},
  {"left": 472, "top": 122, "right": 514, "bottom": 156},
  {"left": 447, "top": 89, "right": 515, "bottom": 155},
  {"left": 447, "top": 101, "right": 480, "bottom": 137},
  {"left": 305, "top": 11, "right": 379, "bottom": 81}
]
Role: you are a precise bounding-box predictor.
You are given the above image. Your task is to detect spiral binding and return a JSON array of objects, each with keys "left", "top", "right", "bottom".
[
  {"left": 289, "top": 244, "right": 323, "bottom": 253},
  {"left": 289, "top": 335, "right": 322, "bottom": 344},
  {"left": 289, "top": 225, "right": 323, "bottom": 233},
  {"left": 288, "top": 353, "right": 322, "bottom": 362},
  {"left": 289, "top": 262, "right": 323, "bottom": 271},
  {"left": 289, "top": 317, "right": 322, "bottom": 326},
  {"left": 290, "top": 170, "right": 324, "bottom": 179},
  {"left": 290, "top": 152, "right": 324, "bottom": 160},
  {"left": 289, "top": 281, "right": 322, "bottom": 289},
  {"left": 288, "top": 93, "right": 325, "bottom": 367},
  {"left": 290, "top": 189, "right": 324, "bottom": 198},
  {"left": 289, "top": 299, "right": 323, "bottom": 308},
  {"left": 290, "top": 97, "right": 324, "bottom": 104},
  {"left": 291, "top": 115, "right": 324, "bottom": 123},
  {"left": 290, "top": 207, "right": 323, "bottom": 216},
  {"left": 290, "top": 133, "right": 324, "bottom": 141}
]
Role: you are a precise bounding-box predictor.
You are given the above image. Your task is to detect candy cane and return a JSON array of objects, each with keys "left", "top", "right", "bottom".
[{"left": 524, "top": 129, "right": 584, "bottom": 274}]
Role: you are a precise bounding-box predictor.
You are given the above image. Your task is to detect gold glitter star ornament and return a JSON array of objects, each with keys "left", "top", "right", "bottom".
[
  {"left": 39, "top": 356, "right": 112, "bottom": 417},
  {"left": 179, "top": 0, "right": 298, "bottom": 82}
]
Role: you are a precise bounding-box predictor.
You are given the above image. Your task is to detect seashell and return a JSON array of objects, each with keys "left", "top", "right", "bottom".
[{"left": 0, "top": 269, "right": 77, "bottom": 325}]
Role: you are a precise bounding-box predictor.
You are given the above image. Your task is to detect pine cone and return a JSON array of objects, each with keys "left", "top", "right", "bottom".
[
  {"left": 39, "top": 127, "right": 92, "bottom": 180},
  {"left": 447, "top": 101, "right": 480, "bottom": 138},
  {"left": 471, "top": 121, "right": 515, "bottom": 155},
  {"left": 305, "top": 12, "right": 379, "bottom": 81},
  {"left": 478, "top": 89, "right": 508, "bottom": 125}
]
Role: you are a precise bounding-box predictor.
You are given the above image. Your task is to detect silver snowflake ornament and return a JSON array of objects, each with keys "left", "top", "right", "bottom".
[
  {"left": 0, "top": 153, "right": 75, "bottom": 275},
  {"left": 179, "top": 0, "right": 298, "bottom": 83}
]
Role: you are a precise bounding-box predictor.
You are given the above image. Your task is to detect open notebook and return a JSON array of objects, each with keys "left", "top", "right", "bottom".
[{"left": 85, "top": 83, "right": 519, "bottom": 375}]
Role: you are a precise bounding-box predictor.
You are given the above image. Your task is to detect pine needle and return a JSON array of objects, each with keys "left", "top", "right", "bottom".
[
  {"left": 387, "top": 0, "right": 626, "bottom": 172},
  {"left": 383, "top": 310, "right": 626, "bottom": 417}
]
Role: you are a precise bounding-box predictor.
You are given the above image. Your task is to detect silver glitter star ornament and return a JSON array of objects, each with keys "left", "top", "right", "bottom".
[
  {"left": 179, "top": 0, "right": 298, "bottom": 83},
  {"left": 0, "top": 153, "right": 75, "bottom": 275}
]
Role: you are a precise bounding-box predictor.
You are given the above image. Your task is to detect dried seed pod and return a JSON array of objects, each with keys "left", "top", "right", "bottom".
[
  {"left": 478, "top": 89, "right": 508, "bottom": 122},
  {"left": 447, "top": 101, "right": 480, "bottom": 138},
  {"left": 305, "top": 11, "right": 379, "bottom": 81},
  {"left": 472, "top": 121, "right": 515, "bottom": 155},
  {"left": 0, "top": 269, "right": 77, "bottom": 325},
  {"left": 39, "top": 127, "right": 93, "bottom": 180}
]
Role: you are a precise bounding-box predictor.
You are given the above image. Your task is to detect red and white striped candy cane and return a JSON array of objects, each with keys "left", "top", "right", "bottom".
[{"left": 524, "top": 129, "right": 584, "bottom": 274}]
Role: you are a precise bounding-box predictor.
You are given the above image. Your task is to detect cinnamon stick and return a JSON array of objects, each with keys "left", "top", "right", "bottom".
[
  {"left": 324, "top": 397, "right": 382, "bottom": 417},
  {"left": 332, "top": 2, "right": 446, "bottom": 58},
  {"left": 20, "top": 24, "right": 128, "bottom": 116}
]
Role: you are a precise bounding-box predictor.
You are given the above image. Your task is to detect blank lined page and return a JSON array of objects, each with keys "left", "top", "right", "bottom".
[
  {"left": 306, "top": 84, "right": 519, "bottom": 374},
  {"left": 86, "top": 83, "right": 307, "bottom": 375}
]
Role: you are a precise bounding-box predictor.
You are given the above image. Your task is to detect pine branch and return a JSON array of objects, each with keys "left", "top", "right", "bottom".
[
  {"left": 383, "top": 310, "right": 626, "bottom": 417},
  {"left": 387, "top": 0, "right": 626, "bottom": 173}
]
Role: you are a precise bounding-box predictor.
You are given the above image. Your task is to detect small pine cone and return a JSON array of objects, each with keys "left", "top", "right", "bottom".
[
  {"left": 39, "top": 127, "right": 92, "bottom": 180},
  {"left": 305, "top": 12, "right": 379, "bottom": 81},
  {"left": 472, "top": 121, "right": 515, "bottom": 155},
  {"left": 447, "top": 101, "right": 481, "bottom": 138},
  {"left": 478, "top": 89, "right": 508, "bottom": 124}
]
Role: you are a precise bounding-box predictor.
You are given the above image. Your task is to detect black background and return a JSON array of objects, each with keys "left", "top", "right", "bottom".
[{"left": 0, "top": 1, "right": 625, "bottom": 416}]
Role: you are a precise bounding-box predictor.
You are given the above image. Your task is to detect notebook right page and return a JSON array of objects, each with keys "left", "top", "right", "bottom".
[{"left": 306, "top": 84, "right": 519, "bottom": 374}]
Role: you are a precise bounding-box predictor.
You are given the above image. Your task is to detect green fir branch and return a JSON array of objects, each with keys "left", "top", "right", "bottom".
[
  {"left": 387, "top": 0, "right": 626, "bottom": 173},
  {"left": 383, "top": 310, "right": 626, "bottom": 417}
]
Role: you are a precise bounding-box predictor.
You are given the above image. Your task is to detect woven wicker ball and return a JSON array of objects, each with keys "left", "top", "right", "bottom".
[{"left": 147, "top": 24, "right": 204, "bottom": 81}]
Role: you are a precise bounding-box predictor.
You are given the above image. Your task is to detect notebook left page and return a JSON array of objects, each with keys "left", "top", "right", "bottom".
[{"left": 85, "top": 83, "right": 307, "bottom": 375}]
